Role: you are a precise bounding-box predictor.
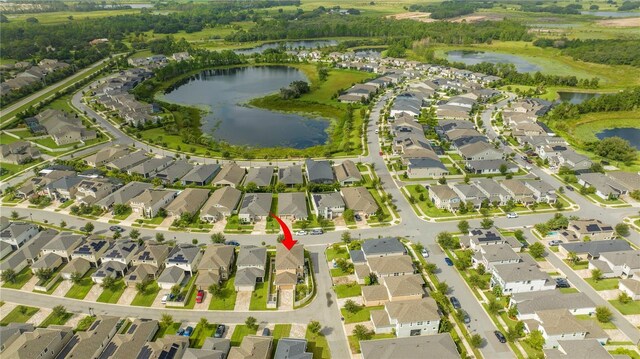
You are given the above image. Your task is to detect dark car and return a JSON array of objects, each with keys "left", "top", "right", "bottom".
[
  {"left": 354, "top": 214, "right": 362, "bottom": 222},
  {"left": 310, "top": 229, "right": 324, "bottom": 235},
  {"left": 555, "top": 278, "right": 570, "bottom": 288},
  {"left": 109, "top": 226, "right": 125, "bottom": 233},
  {"left": 176, "top": 327, "right": 185, "bottom": 336},
  {"left": 214, "top": 324, "right": 226, "bottom": 338},
  {"left": 444, "top": 257, "right": 454, "bottom": 266},
  {"left": 450, "top": 296, "right": 461, "bottom": 309},
  {"left": 463, "top": 312, "right": 471, "bottom": 324},
  {"left": 566, "top": 186, "right": 574, "bottom": 191},
  {"left": 225, "top": 241, "right": 240, "bottom": 246},
  {"left": 262, "top": 327, "right": 271, "bottom": 336},
  {"left": 183, "top": 326, "right": 194, "bottom": 337},
  {"left": 494, "top": 330, "right": 507, "bottom": 343}
]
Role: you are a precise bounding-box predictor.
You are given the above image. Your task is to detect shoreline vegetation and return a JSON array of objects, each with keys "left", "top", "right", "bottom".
[{"left": 132, "top": 63, "right": 374, "bottom": 160}]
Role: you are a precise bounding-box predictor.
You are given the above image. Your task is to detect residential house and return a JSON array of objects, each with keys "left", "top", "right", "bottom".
[
  {"left": 558, "top": 240, "right": 631, "bottom": 261},
  {"left": 0, "top": 141, "right": 41, "bottom": 165},
  {"left": 474, "top": 178, "right": 511, "bottom": 205},
  {"left": 244, "top": 167, "right": 274, "bottom": 188},
  {"left": 84, "top": 145, "right": 129, "bottom": 167},
  {"left": 509, "top": 290, "right": 596, "bottom": 320},
  {"left": 238, "top": 193, "right": 273, "bottom": 223},
  {"left": 74, "top": 178, "right": 117, "bottom": 205},
  {"left": 341, "top": 187, "right": 379, "bottom": 217},
  {"left": 61, "top": 316, "right": 120, "bottom": 359},
  {"left": 458, "top": 142, "right": 502, "bottom": 161},
  {"left": 196, "top": 244, "right": 235, "bottom": 289},
  {"left": 165, "top": 188, "right": 210, "bottom": 217},
  {"left": 577, "top": 173, "right": 630, "bottom": 200},
  {"left": 366, "top": 255, "right": 414, "bottom": 280},
  {"left": 40, "top": 233, "right": 83, "bottom": 262},
  {"left": 30, "top": 252, "right": 64, "bottom": 273},
  {"left": 370, "top": 298, "right": 441, "bottom": 337},
  {"left": 278, "top": 165, "right": 304, "bottom": 187},
  {"left": 428, "top": 185, "right": 460, "bottom": 211},
  {"left": 305, "top": 159, "right": 334, "bottom": 184},
  {"left": 311, "top": 192, "right": 345, "bottom": 219},
  {"left": 45, "top": 174, "right": 82, "bottom": 201},
  {"left": 606, "top": 171, "right": 640, "bottom": 193},
  {"left": 463, "top": 227, "right": 509, "bottom": 251},
  {"left": 406, "top": 157, "right": 449, "bottom": 179},
  {"left": 472, "top": 243, "right": 521, "bottom": 270},
  {"left": 619, "top": 278, "right": 640, "bottom": 300},
  {"left": 0, "top": 229, "right": 57, "bottom": 275},
  {"left": 96, "top": 181, "right": 152, "bottom": 211},
  {"left": 211, "top": 163, "right": 245, "bottom": 188},
  {"left": 451, "top": 183, "right": 487, "bottom": 210},
  {"left": 99, "top": 319, "right": 158, "bottom": 359},
  {"left": 500, "top": 179, "right": 535, "bottom": 204},
  {"left": 524, "top": 180, "right": 557, "bottom": 203},
  {"left": 228, "top": 336, "right": 272, "bottom": 359},
  {"left": 71, "top": 239, "right": 110, "bottom": 267},
  {"left": 181, "top": 164, "right": 221, "bottom": 186},
  {"left": 157, "top": 266, "right": 186, "bottom": 290},
  {"left": 361, "top": 237, "right": 406, "bottom": 259},
  {"left": 543, "top": 339, "right": 615, "bottom": 359},
  {"left": 155, "top": 160, "right": 194, "bottom": 184},
  {"left": 200, "top": 187, "right": 242, "bottom": 223},
  {"left": 107, "top": 150, "right": 149, "bottom": 172},
  {"left": 359, "top": 334, "right": 459, "bottom": 359},
  {"left": 273, "top": 338, "right": 312, "bottom": 359},
  {"left": 234, "top": 246, "right": 267, "bottom": 291},
  {"left": 165, "top": 244, "right": 202, "bottom": 275},
  {"left": 2, "top": 326, "right": 74, "bottom": 359},
  {"left": 127, "top": 156, "right": 173, "bottom": 178},
  {"left": 333, "top": 160, "right": 362, "bottom": 186},
  {"left": 278, "top": 192, "right": 308, "bottom": 221},
  {"left": 362, "top": 274, "right": 425, "bottom": 306},
  {"left": 562, "top": 219, "right": 615, "bottom": 242},
  {"left": 129, "top": 189, "right": 178, "bottom": 218},
  {"left": 590, "top": 250, "right": 640, "bottom": 279},
  {"left": 139, "top": 335, "right": 189, "bottom": 358},
  {"left": 60, "top": 257, "right": 92, "bottom": 280},
  {"left": 92, "top": 241, "right": 138, "bottom": 283},
  {"left": 490, "top": 256, "right": 555, "bottom": 294},
  {"left": 125, "top": 244, "right": 170, "bottom": 286},
  {"left": 274, "top": 243, "right": 304, "bottom": 291},
  {"left": 523, "top": 309, "right": 608, "bottom": 348},
  {"left": 465, "top": 159, "right": 518, "bottom": 175},
  {"left": 0, "top": 222, "right": 38, "bottom": 249},
  {"left": 185, "top": 338, "right": 231, "bottom": 359}
]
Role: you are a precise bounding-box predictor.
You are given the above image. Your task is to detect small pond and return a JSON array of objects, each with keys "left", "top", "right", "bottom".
[
  {"left": 446, "top": 50, "right": 542, "bottom": 73},
  {"left": 234, "top": 40, "right": 338, "bottom": 55},
  {"left": 558, "top": 92, "right": 601, "bottom": 104},
  {"left": 596, "top": 128, "right": 640, "bottom": 150},
  {"left": 162, "top": 66, "right": 329, "bottom": 149}
]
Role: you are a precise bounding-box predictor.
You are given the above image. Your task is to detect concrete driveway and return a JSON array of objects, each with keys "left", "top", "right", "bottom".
[
  {"left": 235, "top": 291, "right": 252, "bottom": 311},
  {"left": 279, "top": 289, "right": 294, "bottom": 310}
]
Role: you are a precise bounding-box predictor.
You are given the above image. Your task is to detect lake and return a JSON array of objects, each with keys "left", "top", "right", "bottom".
[
  {"left": 234, "top": 40, "right": 338, "bottom": 55},
  {"left": 446, "top": 51, "right": 542, "bottom": 73},
  {"left": 558, "top": 91, "right": 601, "bottom": 104},
  {"left": 581, "top": 11, "right": 640, "bottom": 17},
  {"left": 162, "top": 66, "right": 329, "bottom": 149},
  {"left": 597, "top": 128, "right": 640, "bottom": 150}
]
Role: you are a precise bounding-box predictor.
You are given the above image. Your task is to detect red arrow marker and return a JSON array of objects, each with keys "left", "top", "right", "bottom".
[{"left": 270, "top": 212, "right": 297, "bottom": 250}]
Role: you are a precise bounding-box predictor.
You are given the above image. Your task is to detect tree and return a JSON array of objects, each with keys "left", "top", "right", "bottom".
[
  {"left": 199, "top": 317, "right": 209, "bottom": 328},
  {"left": 492, "top": 285, "right": 503, "bottom": 298},
  {"left": 60, "top": 220, "right": 67, "bottom": 229},
  {"left": 436, "top": 281, "right": 449, "bottom": 294},
  {"left": 567, "top": 251, "right": 580, "bottom": 265},
  {"left": 615, "top": 223, "right": 630, "bottom": 237},
  {"left": 367, "top": 272, "right": 378, "bottom": 285},
  {"left": 499, "top": 163, "right": 508, "bottom": 175},
  {"left": 170, "top": 284, "right": 181, "bottom": 297},
  {"left": 341, "top": 231, "right": 352, "bottom": 245},
  {"left": 35, "top": 268, "right": 54, "bottom": 282},
  {"left": 528, "top": 242, "right": 545, "bottom": 259},
  {"left": 352, "top": 324, "right": 373, "bottom": 341},
  {"left": 10, "top": 211, "right": 18, "bottom": 220},
  {"left": 52, "top": 305, "right": 67, "bottom": 317},
  {"left": 211, "top": 232, "right": 226, "bottom": 244},
  {"left": 513, "top": 229, "right": 525, "bottom": 242},
  {"left": 487, "top": 299, "right": 502, "bottom": 314},
  {"left": 113, "top": 231, "right": 121, "bottom": 240},
  {"left": 470, "top": 334, "right": 483, "bottom": 348},
  {"left": 155, "top": 233, "right": 165, "bottom": 242},
  {"left": 70, "top": 271, "right": 83, "bottom": 285},
  {"left": 480, "top": 218, "right": 494, "bottom": 229},
  {"left": 507, "top": 305, "right": 518, "bottom": 319},
  {"left": 1, "top": 269, "right": 17, "bottom": 283},
  {"left": 595, "top": 306, "right": 612, "bottom": 323},
  {"left": 344, "top": 299, "right": 360, "bottom": 313},
  {"left": 208, "top": 283, "right": 223, "bottom": 298},
  {"left": 457, "top": 220, "right": 470, "bottom": 234},
  {"left": 424, "top": 263, "right": 438, "bottom": 274},
  {"left": 439, "top": 317, "right": 453, "bottom": 332},
  {"left": 343, "top": 209, "right": 355, "bottom": 222},
  {"left": 135, "top": 279, "right": 151, "bottom": 294},
  {"left": 525, "top": 330, "right": 545, "bottom": 351},
  {"left": 129, "top": 229, "right": 140, "bottom": 240},
  {"left": 101, "top": 276, "right": 117, "bottom": 290},
  {"left": 308, "top": 320, "right": 322, "bottom": 334},
  {"left": 83, "top": 222, "right": 94, "bottom": 233},
  {"left": 245, "top": 316, "right": 258, "bottom": 330},
  {"left": 160, "top": 313, "right": 174, "bottom": 327},
  {"left": 437, "top": 232, "right": 458, "bottom": 249},
  {"left": 618, "top": 291, "right": 632, "bottom": 304},
  {"left": 591, "top": 268, "right": 603, "bottom": 282}
]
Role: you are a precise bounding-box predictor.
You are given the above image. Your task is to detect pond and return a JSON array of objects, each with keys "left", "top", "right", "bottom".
[
  {"left": 234, "top": 40, "right": 338, "bottom": 55},
  {"left": 596, "top": 128, "right": 640, "bottom": 150},
  {"left": 558, "top": 91, "right": 601, "bottom": 104},
  {"left": 445, "top": 50, "right": 542, "bottom": 73},
  {"left": 162, "top": 66, "right": 329, "bottom": 149},
  {"left": 581, "top": 11, "right": 640, "bottom": 17}
]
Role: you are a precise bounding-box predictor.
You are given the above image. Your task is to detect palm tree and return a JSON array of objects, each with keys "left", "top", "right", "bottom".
[
  {"left": 1, "top": 268, "right": 17, "bottom": 284},
  {"left": 160, "top": 313, "right": 173, "bottom": 328},
  {"left": 69, "top": 271, "right": 83, "bottom": 285},
  {"left": 199, "top": 317, "right": 209, "bottom": 329}
]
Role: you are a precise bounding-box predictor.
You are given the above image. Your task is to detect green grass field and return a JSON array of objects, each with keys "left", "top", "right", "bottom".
[
  {"left": 2, "top": 267, "right": 34, "bottom": 289},
  {"left": 190, "top": 322, "right": 217, "bottom": 348},
  {"left": 249, "top": 282, "right": 270, "bottom": 310},
  {"left": 96, "top": 279, "right": 126, "bottom": 303},
  {"left": 208, "top": 276, "right": 237, "bottom": 310},
  {"left": 0, "top": 305, "right": 39, "bottom": 326},
  {"left": 334, "top": 283, "right": 362, "bottom": 298},
  {"left": 131, "top": 282, "right": 160, "bottom": 307},
  {"left": 305, "top": 326, "right": 331, "bottom": 359},
  {"left": 609, "top": 299, "right": 640, "bottom": 315},
  {"left": 65, "top": 271, "right": 95, "bottom": 300},
  {"left": 585, "top": 278, "right": 620, "bottom": 291},
  {"left": 230, "top": 325, "right": 257, "bottom": 346},
  {"left": 39, "top": 310, "right": 73, "bottom": 327},
  {"left": 341, "top": 305, "right": 384, "bottom": 324}
]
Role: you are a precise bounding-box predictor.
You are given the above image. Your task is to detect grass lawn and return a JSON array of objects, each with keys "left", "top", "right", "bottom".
[
  {"left": 230, "top": 325, "right": 257, "bottom": 346},
  {"left": 520, "top": 340, "right": 544, "bottom": 359},
  {"left": 208, "top": 276, "right": 237, "bottom": 310},
  {"left": 585, "top": 278, "right": 620, "bottom": 291},
  {"left": 564, "top": 260, "right": 589, "bottom": 270},
  {"left": 404, "top": 185, "right": 452, "bottom": 218},
  {"left": 249, "top": 282, "right": 270, "bottom": 311},
  {"left": 326, "top": 246, "right": 349, "bottom": 261},
  {"left": 609, "top": 299, "right": 640, "bottom": 315},
  {"left": 0, "top": 305, "right": 39, "bottom": 325},
  {"left": 2, "top": 267, "right": 34, "bottom": 289},
  {"left": 96, "top": 279, "right": 126, "bottom": 303},
  {"left": 75, "top": 316, "right": 97, "bottom": 331},
  {"left": 113, "top": 207, "right": 132, "bottom": 220},
  {"left": 272, "top": 323, "right": 292, "bottom": 354},
  {"left": 348, "top": 333, "right": 395, "bottom": 354},
  {"left": 575, "top": 315, "right": 617, "bottom": 329},
  {"left": 190, "top": 323, "right": 217, "bottom": 348},
  {"left": 65, "top": 269, "right": 96, "bottom": 299},
  {"left": 155, "top": 323, "right": 182, "bottom": 339},
  {"left": 330, "top": 267, "right": 352, "bottom": 277},
  {"left": 558, "top": 287, "right": 579, "bottom": 294},
  {"left": 341, "top": 305, "right": 383, "bottom": 324},
  {"left": 305, "top": 327, "right": 330, "bottom": 359},
  {"left": 334, "top": 283, "right": 362, "bottom": 298},
  {"left": 39, "top": 310, "right": 73, "bottom": 327},
  {"left": 131, "top": 281, "right": 160, "bottom": 307}
]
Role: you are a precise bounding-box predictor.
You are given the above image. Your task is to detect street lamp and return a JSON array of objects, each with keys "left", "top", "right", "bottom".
[{"left": 29, "top": 212, "right": 33, "bottom": 222}]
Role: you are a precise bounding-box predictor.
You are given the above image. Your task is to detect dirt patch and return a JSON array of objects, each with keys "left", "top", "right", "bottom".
[
  {"left": 597, "top": 17, "right": 640, "bottom": 27},
  {"left": 387, "top": 12, "right": 437, "bottom": 23},
  {"left": 450, "top": 14, "right": 504, "bottom": 23},
  {"left": 333, "top": 276, "right": 357, "bottom": 285}
]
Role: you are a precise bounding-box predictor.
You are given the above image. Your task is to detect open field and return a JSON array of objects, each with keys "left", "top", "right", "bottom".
[
  {"left": 597, "top": 17, "right": 640, "bottom": 27},
  {"left": 4, "top": 9, "right": 158, "bottom": 25}
]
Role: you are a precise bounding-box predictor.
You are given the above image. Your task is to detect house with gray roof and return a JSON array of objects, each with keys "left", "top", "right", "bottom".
[
  {"left": 196, "top": 244, "right": 235, "bottom": 288},
  {"left": 228, "top": 336, "right": 272, "bottom": 359},
  {"left": 125, "top": 244, "right": 170, "bottom": 285},
  {"left": 40, "top": 232, "right": 83, "bottom": 261},
  {"left": 127, "top": 156, "right": 173, "bottom": 178},
  {"left": 45, "top": 174, "right": 82, "bottom": 201},
  {"left": 562, "top": 219, "right": 615, "bottom": 242},
  {"left": 370, "top": 298, "right": 440, "bottom": 337},
  {"left": 590, "top": 250, "right": 640, "bottom": 279},
  {"left": 200, "top": 187, "right": 242, "bottom": 223},
  {"left": 274, "top": 338, "right": 312, "bottom": 359},
  {"left": 458, "top": 141, "right": 502, "bottom": 161},
  {"left": 244, "top": 167, "right": 274, "bottom": 188},
  {"left": 361, "top": 237, "right": 405, "bottom": 259},
  {"left": 96, "top": 181, "right": 152, "bottom": 210},
  {"left": 0, "top": 323, "right": 35, "bottom": 353},
  {"left": 524, "top": 179, "right": 557, "bottom": 203},
  {"left": 165, "top": 244, "right": 202, "bottom": 274},
  {"left": 474, "top": 178, "right": 511, "bottom": 205},
  {"left": 333, "top": 160, "right": 362, "bottom": 186},
  {"left": 406, "top": 157, "right": 449, "bottom": 179},
  {"left": 157, "top": 265, "right": 186, "bottom": 289},
  {"left": 99, "top": 319, "right": 158, "bottom": 359},
  {"left": 472, "top": 243, "right": 521, "bottom": 270},
  {"left": 129, "top": 188, "right": 178, "bottom": 218},
  {"left": 491, "top": 255, "right": 555, "bottom": 294},
  {"left": 71, "top": 239, "right": 111, "bottom": 266},
  {"left": 182, "top": 164, "right": 221, "bottom": 186},
  {"left": 31, "top": 252, "right": 64, "bottom": 273},
  {"left": 59, "top": 316, "right": 119, "bottom": 359},
  {"left": 107, "top": 150, "right": 149, "bottom": 171},
  {"left": 428, "top": 184, "right": 460, "bottom": 211},
  {"left": 543, "top": 339, "right": 614, "bottom": 359},
  {"left": 510, "top": 290, "right": 596, "bottom": 320},
  {"left": 500, "top": 179, "right": 536, "bottom": 204},
  {"left": 523, "top": 309, "right": 608, "bottom": 349},
  {"left": 2, "top": 326, "right": 73, "bottom": 359},
  {"left": 238, "top": 193, "right": 272, "bottom": 223},
  {"left": 0, "top": 221, "right": 38, "bottom": 249},
  {"left": 311, "top": 192, "right": 345, "bottom": 219},
  {"left": 235, "top": 246, "right": 267, "bottom": 291},
  {"left": 360, "top": 334, "right": 459, "bottom": 359},
  {"left": 278, "top": 165, "right": 303, "bottom": 187},
  {"left": 84, "top": 145, "right": 129, "bottom": 167},
  {"left": 577, "top": 172, "right": 630, "bottom": 200},
  {"left": 341, "top": 187, "right": 379, "bottom": 216},
  {"left": 155, "top": 159, "right": 194, "bottom": 184},
  {"left": 165, "top": 188, "right": 210, "bottom": 217},
  {"left": 61, "top": 257, "right": 92, "bottom": 280},
  {"left": 558, "top": 239, "right": 630, "bottom": 260},
  {"left": 278, "top": 192, "right": 308, "bottom": 221},
  {"left": 0, "top": 229, "right": 57, "bottom": 274},
  {"left": 466, "top": 159, "right": 518, "bottom": 175},
  {"left": 211, "top": 163, "right": 245, "bottom": 188},
  {"left": 305, "top": 159, "right": 334, "bottom": 184}
]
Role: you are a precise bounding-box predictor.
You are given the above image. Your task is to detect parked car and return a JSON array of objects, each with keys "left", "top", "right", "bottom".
[
  {"left": 310, "top": 229, "right": 323, "bottom": 235},
  {"left": 494, "top": 330, "right": 507, "bottom": 343},
  {"left": 555, "top": 278, "right": 570, "bottom": 288},
  {"left": 421, "top": 248, "right": 429, "bottom": 258},
  {"left": 548, "top": 240, "right": 563, "bottom": 246},
  {"left": 225, "top": 241, "right": 240, "bottom": 246},
  {"left": 462, "top": 311, "right": 471, "bottom": 324},
  {"left": 176, "top": 328, "right": 185, "bottom": 336},
  {"left": 214, "top": 324, "right": 226, "bottom": 338},
  {"left": 566, "top": 185, "right": 574, "bottom": 191},
  {"left": 161, "top": 295, "right": 168, "bottom": 304},
  {"left": 506, "top": 212, "right": 518, "bottom": 219},
  {"left": 196, "top": 290, "right": 205, "bottom": 304},
  {"left": 262, "top": 327, "right": 271, "bottom": 336},
  {"left": 296, "top": 230, "right": 308, "bottom": 236},
  {"left": 374, "top": 129, "right": 379, "bottom": 134},
  {"left": 444, "top": 257, "right": 454, "bottom": 266},
  {"left": 450, "top": 297, "right": 461, "bottom": 309},
  {"left": 354, "top": 214, "right": 362, "bottom": 222},
  {"left": 109, "top": 226, "right": 125, "bottom": 233},
  {"left": 183, "top": 326, "right": 193, "bottom": 337}
]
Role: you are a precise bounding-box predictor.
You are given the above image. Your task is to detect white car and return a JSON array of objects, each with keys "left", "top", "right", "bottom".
[
  {"left": 506, "top": 212, "right": 518, "bottom": 219},
  {"left": 421, "top": 248, "right": 429, "bottom": 258},
  {"left": 374, "top": 129, "right": 379, "bottom": 134},
  {"left": 295, "top": 230, "right": 308, "bottom": 236},
  {"left": 161, "top": 295, "right": 168, "bottom": 304}
]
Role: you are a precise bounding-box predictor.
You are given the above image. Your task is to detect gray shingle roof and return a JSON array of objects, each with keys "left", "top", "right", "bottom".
[{"left": 361, "top": 238, "right": 405, "bottom": 257}]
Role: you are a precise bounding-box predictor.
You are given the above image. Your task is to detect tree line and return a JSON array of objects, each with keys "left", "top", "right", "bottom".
[
  {"left": 545, "top": 87, "right": 640, "bottom": 121},
  {"left": 408, "top": 1, "right": 493, "bottom": 19},
  {"left": 534, "top": 38, "right": 640, "bottom": 68}
]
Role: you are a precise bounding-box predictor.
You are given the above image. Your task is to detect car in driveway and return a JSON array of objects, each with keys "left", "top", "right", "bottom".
[
  {"left": 548, "top": 240, "right": 563, "bottom": 246},
  {"left": 494, "top": 330, "right": 507, "bottom": 343},
  {"left": 196, "top": 290, "right": 205, "bottom": 304},
  {"left": 354, "top": 214, "right": 362, "bottom": 222},
  {"left": 310, "top": 229, "right": 323, "bottom": 235},
  {"left": 214, "top": 324, "right": 226, "bottom": 338},
  {"left": 555, "top": 278, "right": 571, "bottom": 288},
  {"left": 109, "top": 225, "right": 125, "bottom": 232},
  {"left": 444, "top": 257, "right": 454, "bottom": 266},
  {"left": 450, "top": 296, "right": 461, "bottom": 309},
  {"left": 183, "top": 326, "right": 193, "bottom": 337},
  {"left": 262, "top": 327, "right": 271, "bottom": 336},
  {"left": 176, "top": 327, "right": 185, "bottom": 336}
]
